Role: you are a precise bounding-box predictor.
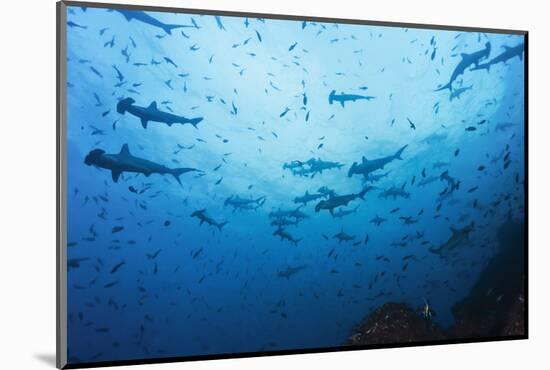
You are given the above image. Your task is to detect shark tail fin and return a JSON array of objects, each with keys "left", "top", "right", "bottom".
[
  {"left": 162, "top": 24, "right": 184, "bottom": 35},
  {"left": 172, "top": 168, "right": 200, "bottom": 185},
  {"left": 217, "top": 221, "right": 228, "bottom": 231},
  {"left": 294, "top": 238, "right": 302, "bottom": 246},
  {"left": 116, "top": 97, "right": 135, "bottom": 114},
  {"left": 186, "top": 117, "right": 203, "bottom": 128},
  {"left": 434, "top": 82, "right": 452, "bottom": 92},
  {"left": 394, "top": 144, "right": 408, "bottom": 160}
]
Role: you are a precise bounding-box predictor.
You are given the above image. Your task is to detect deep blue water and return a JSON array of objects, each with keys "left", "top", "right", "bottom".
[{"left": 64, "top": 5, "right": 525, "bottom": 365}]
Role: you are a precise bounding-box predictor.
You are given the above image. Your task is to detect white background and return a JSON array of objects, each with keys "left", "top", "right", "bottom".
[{"left": 0, "top": 0, "right": 548, "bottom": 369}]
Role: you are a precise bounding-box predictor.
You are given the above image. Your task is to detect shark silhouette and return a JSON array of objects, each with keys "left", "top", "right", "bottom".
[
  {"left": 328, "top": 90, "right": 375, "bottom": 107},
  {"left": 429, "top": 223, "right": 475, "bottom": 258},
  {"left": 190, "top": 209, "right": 228, "bottom": 231},
  {"left": 273, "top": 228, "right": 302, "bottom": 246},
  {"left": 435, "top": 42, "right": 491, "bottom": 92},
  {"left": 277, "top": 264, "right": 307, "bottom": 279},
  {"left": 348, "top": 145, "right": 408, "bottom": 178},
  {"left": 314, "top": 187, "right": 371, "bottom": 215},
  {"left": 116, "top": 9, "right": 187, "bottom": 35},
  {"left": 84, "top": 144, "right": 200, "bottom": 184},
  {"left": 471, "top": 42, "right": 524, "bottom": 71},
  {"left": 117, "top": 98, "right": 203, "bottom": 129}
]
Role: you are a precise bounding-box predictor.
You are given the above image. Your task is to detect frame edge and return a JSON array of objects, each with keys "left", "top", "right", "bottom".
[{"left": 57, "top": 1, "right": 68, "bottom": 369}]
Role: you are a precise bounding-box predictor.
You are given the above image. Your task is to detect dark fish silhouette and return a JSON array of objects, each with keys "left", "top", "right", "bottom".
[
  {"left": 315, "top": 187, "right": 370, "bottom": 215},
  {"left": 328, "top": 90, "right": 375, "bottom": 107},
  {"left": 117, "top": 98, "right": 203, "bottom": 129},
  {"left": 190, "top": 209, "right": 228, "bottom": 231},
  {"left": 277, "top": 264, "right": 307, "bottom": 279},
  {"left": 84, "top": 144, "right": 200, "bottom": 184},
  {"left": 472, "top": 42, "right": 524, "bottom": 71},
  {"left": 348, "top": 145, "right": 407, "bottom": 178},
  {"left": 435, "top": 42, "right": 491, "bottom": 91},
  {"left": 116, "top": 9, "right": 186, "bottom": 34}
]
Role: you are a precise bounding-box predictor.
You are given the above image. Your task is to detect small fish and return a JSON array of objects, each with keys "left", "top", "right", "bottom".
[
  {"left": 111, "top": 226, "right": 124, "bottom": 233},
  {"left": 163, "top": 57, "right": 178, "bottom": 68},
  {"left": 104, "top": 281, "right": 119, "bottom": 288},
  {"left": 89, "top": 66, "right": 103, "bottom": 78},
  {"left": 407, "top": 117, "right": 416, "bottom": 130},
  {"left": 110, "top": 261, "right": 125, "bottom": 274},
  {"left": 280, "top": 107, "right": 290, "bottom": 117},
  {"left": 67, "top": 20, "right": 87, "bottom": 29}
]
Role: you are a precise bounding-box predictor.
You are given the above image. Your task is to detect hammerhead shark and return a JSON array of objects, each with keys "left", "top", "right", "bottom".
[
  {"left": 314, "top": 187, "right": 371, "bottom": 215},
  {"left": 328, "top": 90, "right": 375, "bottom": 107},
  {"left": 333, "top": 229, "right": 356, "bottom": 243},
  {"left": 429, "top": 222, "right": 475, "bottom": 258},
  {"left": 435, "top": 42, "right": 491, "bottom": 92},
  {"left": 332, "top": 205, "right": 359, "bottom": 219},
  {"left": 449, "top": 85, "right": 472, "bottom": 101},
  {"left": 294, "top": 191, "right": 326, "bottom": 205},
  {"left": 471, "top": 42, "right": 524, "bottom": 71},
  {"left": 115, "top": 9, "right": 188, "bottom": 35},
  {"left": 224, "top": 195, "right": 266, "bottom": 211},
  {"left": 84, "top": 144, "right": 200, "bottom": 184},
  {"left": 277, "top": 264, "right": 307, "bottom": 279},
  {"left": 190, "top": 209, "right": 228, "bottom": 231},
  {"left": 117, "top": 98, "right": 203, "bottom": 129},
  {"left": 348, "top": 145, "right": 408, "bottom": 178},
  {"left": 273, "top": 228, "right": 302, "bottom": 246}
]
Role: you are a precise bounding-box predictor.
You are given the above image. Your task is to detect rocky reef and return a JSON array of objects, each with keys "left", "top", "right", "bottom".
[
  {"left": 347, "top": 219, "right": 526, "bottom": 346},
  {"left": 346, "top": 302, "right": 447, "bottom": 345}
]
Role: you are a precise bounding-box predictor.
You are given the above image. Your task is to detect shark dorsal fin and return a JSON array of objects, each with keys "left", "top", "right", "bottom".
[
  {"left": 450, "top": 227, "right": 458, "bottom": 234},
  {"left": 305, "top": 191, "right": 309, "bottom": 195},
  {"left": 119, "top": 144, "right": 131, "bottom": 157},
  {"left": 148, "top": 101, "right": 158, "bottom": 110},
  {"left": 460, "top": 53, "right": 468, "bottom": 59},
  {"left": 502, "top": 45, "right": 511, "bottom": 50},
  {"left": 361, "top": 156, "right": 367, "bottom": 163}
]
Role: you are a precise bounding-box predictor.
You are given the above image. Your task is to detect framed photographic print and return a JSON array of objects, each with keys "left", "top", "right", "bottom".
[{"left": 57, "top": 1, "right": 527, "bottom": 368}]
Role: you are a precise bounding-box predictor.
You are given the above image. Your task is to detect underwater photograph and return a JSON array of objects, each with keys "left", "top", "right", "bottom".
[{"left": 62, "top": 3, "right": 526, "bottom": 366}]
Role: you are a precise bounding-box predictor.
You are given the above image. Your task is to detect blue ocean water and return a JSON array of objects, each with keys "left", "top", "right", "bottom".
[{"left": 64, "top": 5, "right": 525, "bottom": 365}]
